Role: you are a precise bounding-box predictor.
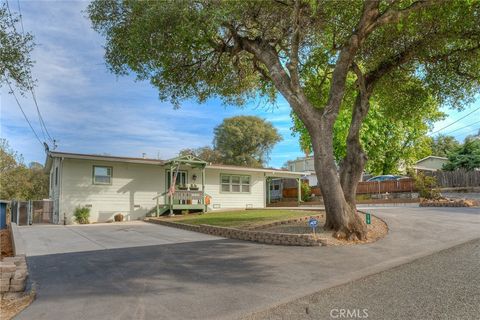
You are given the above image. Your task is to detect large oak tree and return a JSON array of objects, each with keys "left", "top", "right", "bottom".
[{"left": 88, "top": 0, "right": 480, "bottom": 240}]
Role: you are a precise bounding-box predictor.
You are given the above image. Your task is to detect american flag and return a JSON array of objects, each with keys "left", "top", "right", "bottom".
[{"left": 167, "top": 170, "right": 179, "bottom": 196}]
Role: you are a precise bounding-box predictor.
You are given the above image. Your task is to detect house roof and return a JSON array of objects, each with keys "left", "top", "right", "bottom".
[
  {"left": 45, "top": 151, "right": 165, "bottom": 171},
  {"left": 45, "top": 151, "right": 304, "bottom": 176},
  {"left": 207, "top": 164, "right": 305, "bottom": 176},
  {"left": 415, "top": 156, "right": 448, "bottom": 164}
]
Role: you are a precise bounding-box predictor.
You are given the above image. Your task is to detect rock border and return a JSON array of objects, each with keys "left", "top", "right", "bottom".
[
  {"left": 145, "top": 218, "right": 324, "bottom": 246},
  {"left": 419, "top": 198, "right": 478, "bottom": 207},
  {"left": 0, "top": 223, "right": 28, "bottom": 294}
]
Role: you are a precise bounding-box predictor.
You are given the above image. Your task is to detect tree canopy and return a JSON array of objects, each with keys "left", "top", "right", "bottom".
[
  {"left": 429, "top": 135, "right": 461, "bottom": 158},
  {"left": 213, "top": 116, "right": 281, "bottom": 167},
  {"left": 443, "top": 138, "right": 480, "bottom": 171},
  {"left": 0, "top": 3, "right": 34, "bottom": 92},
  {"left": 0, "top": 139, "right": 48, "bottom": 200}
]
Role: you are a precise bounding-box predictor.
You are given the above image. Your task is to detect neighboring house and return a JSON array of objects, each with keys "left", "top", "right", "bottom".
[
  {"left": 412, "top": 156, "right": 448, "bottom": 173},
  {"left": 45, "top": 151, "right": 304, "bottom": 224},
  {"left": 285, "top": 156, "right": 317, "bottom": 186}
]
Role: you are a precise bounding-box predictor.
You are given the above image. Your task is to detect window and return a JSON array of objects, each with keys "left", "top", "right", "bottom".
[
  {"left": 55, "top": 167, "right": 58, "bottom": 186},
  {"left": 50, "top": 172, "right": 54, "bottom": 190},
  {"left": 220, "top": 174, "right": 250, "bottom": 193},
  {"left": 166, "top": 170, "right": 188, "bottom": 187},
  {"left": 93, "top": 166, "right": 112, "bottom": 184}
]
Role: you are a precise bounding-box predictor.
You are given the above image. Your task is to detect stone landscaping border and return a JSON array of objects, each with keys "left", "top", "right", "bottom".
[
  {"left": 0, "top": 223, "right": 28, "bottom": 294},
  {"left": 145, "top": 218, "right": 323, "bottom": 246},
  {"left": 419, "top": 199, "right": 478, "bottom": 207}
]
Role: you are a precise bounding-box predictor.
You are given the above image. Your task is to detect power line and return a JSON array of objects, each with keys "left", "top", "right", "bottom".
[
  {"left": 15, "top": 0, "right": 24, "bottom": 34},
  {"left": 6, "top": 79, "right": 45, "bottom": 149},
  {"left": 431, "top": 106, "right": 480, "bottom": 134},
  {"left": 9, "top": 0, "right": 55, "bottom": 145},
  {"left": 443, "top": 120, "right": 480, "bottom": 135}
]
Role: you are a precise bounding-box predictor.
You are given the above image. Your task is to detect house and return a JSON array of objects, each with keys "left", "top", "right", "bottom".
[
  {"left": 412, "top": 156, "right": 448, "bottom": 173},
  {"left": 285, "top": 156, "right": 317, "bottom": 186},
  {"left": 45, "top": 151, "right": 304, "bottom": 224}
]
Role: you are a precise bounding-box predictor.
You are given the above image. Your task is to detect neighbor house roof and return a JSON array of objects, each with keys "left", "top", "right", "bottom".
[
  {"left": 415, "top": 156, "right": 448, "bottom": 164},
  {"left": 45, "top": 151, "right": 304, "bottom": 176}
]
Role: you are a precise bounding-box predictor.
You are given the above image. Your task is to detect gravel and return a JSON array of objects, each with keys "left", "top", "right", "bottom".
[{"left": 244, "top": 238, "right": 480, "bottom": 320}]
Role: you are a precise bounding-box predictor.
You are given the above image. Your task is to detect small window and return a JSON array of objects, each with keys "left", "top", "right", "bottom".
[
  {"left": 93, "top": 166, "right": 112, "bottom": 185},
  {"left": 55, "top": 167, "right": 58, "bottom": 186},
  {"left": 220, "top": 174, "right": 250, "bottom": 193}
]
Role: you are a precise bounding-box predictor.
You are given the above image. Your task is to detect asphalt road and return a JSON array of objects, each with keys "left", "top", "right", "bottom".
[
  {"left": 15, "top": 207, "right": 480, "bottom": 320},
  {"left": 246, "top": 238, "right": 480, "bottom": 320}
]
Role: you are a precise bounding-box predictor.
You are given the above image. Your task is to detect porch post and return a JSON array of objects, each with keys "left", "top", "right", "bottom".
[
  {"left": 201, "top": 165, "right": 206, "bottom": 213},
  {"left": 297, "top": 178, "right": 301, "bottom": 204},
  {"left": 267, "top": 178, "right": 271, "bottom": 205}
]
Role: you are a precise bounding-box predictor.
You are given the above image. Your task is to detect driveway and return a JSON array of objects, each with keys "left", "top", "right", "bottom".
[
  {"left": 17, "top": 221, "right": 223, "bottom": 257},
  {"left": 16, "top": 208, "right": 480, "bottom": 320}
]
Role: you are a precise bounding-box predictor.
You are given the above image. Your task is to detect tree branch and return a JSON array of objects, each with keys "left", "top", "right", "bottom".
[{"left": 287, "top": 0, "right": 301, "bottom": 91}]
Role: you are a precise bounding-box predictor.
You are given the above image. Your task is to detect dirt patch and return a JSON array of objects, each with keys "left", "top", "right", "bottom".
[
  {"left": 258, "top": 213, "right": 388, "bottom": 246},
  {"left": 0, "top": 291, "right": 35, "bottom": 320},
  {"left": 0, "top": 228, "right": 14, "bottom": 258}
]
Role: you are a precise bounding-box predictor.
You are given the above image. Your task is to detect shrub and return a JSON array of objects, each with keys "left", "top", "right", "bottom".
[
  {"left": 114, "top": 213, "right": 124, "bottom": 222},
  {"left": 414, "top": 173, "right": 440, "bottom": 200},
  {"left": 74, "top": 207, "right": 90, "bottom": 224},
  {"left": 301, "top": 182, "right": 312, "bottom": 202}
]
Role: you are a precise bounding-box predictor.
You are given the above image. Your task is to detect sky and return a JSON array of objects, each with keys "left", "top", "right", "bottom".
[{"left": 1, "top": 1, "right": 479, "bottom": 169}]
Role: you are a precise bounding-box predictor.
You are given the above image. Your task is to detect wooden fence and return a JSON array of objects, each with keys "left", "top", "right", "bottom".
[
  {"left": 283, "top": 178, "right": 416, "bottom": 198},
  {"left": 281, "top": 170, "right": 480, "bottom": 198},
  {"left": 433, "top": 170, "right": 480, "bottom": 188}
]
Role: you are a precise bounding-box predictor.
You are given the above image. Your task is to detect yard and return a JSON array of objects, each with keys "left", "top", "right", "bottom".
[
  {"left": 168, "top": 209, "right": 388, "bottom": 245},
  {"left": 170, "top": 209, "right": 318, "bottom": 229}
]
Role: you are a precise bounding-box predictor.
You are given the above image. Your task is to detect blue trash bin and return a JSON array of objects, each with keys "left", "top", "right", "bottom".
[{"left": 0, "top": 201, "right": 8, "bottom": 229}]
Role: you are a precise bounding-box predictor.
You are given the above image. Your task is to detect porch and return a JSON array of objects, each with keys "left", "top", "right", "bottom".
[{"left": 153, "top": 155, "right": 208, "bottom": 216}]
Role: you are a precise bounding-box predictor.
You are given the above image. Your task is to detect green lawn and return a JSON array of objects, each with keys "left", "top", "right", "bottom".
[{"left": 171, "top": 210, "right": 319, "bottom": 228}]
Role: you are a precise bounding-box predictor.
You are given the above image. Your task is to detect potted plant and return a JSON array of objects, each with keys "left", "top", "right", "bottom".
[
  {"left": 190, "top": 184, "right": 199, "bottom": 191},
  {"left": 114, "top": 213, "right": 124, "bottom": 222},
  {"left": 178, "top": 184, "right": 188, "bottom": 190}
]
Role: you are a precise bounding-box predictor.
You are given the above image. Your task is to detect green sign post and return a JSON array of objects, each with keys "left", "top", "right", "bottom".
[{"left": 366, "top": 213, "right": 371, "bottom": 225}]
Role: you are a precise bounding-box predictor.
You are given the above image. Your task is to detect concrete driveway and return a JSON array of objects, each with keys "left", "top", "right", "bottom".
[
  {"left": 15, "top": 208, "right": 480, "bottom": 320},
  {"left": 17, "top": 221, "right": 223, "bottom": 257}
]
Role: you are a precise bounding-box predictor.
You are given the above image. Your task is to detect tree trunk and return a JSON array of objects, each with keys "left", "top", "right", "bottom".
[
  {"left": 339, "top": 93, "right": 370, "bottom": 207},
  {"left": 310, "top": 118, "right": 368, "bottom": 241}
]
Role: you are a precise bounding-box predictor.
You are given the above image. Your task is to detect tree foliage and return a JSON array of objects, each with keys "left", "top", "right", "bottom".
[
  {"left": 0, "top": 3, "right": 34, "bottom": 92},
  {"left": 443, "top": 138, "right": 480, "bottom": 171},
  {"left": 429, "top": 135, "right": 461, "bottom": 157},
  {"left": 0, "top": 139, "right": 48, "bottom": 200},
  {"left": 213, "top": 116, "right": 281, "bottom": 167},
  {"left": 291, "top": 78, "right": 443, "bottom": 175}
]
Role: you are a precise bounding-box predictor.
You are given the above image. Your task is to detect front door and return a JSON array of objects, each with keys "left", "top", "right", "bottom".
[{"left": 166, "top": 170, "right": 188, "bottom": 190}]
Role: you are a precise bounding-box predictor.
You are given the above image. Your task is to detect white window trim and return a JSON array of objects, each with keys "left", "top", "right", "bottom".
[
  {"left": 93, "top": 166, "right": 113, "bottom": 185},
  {"left": 220, "top": 174, "right": 251, "bottom": 194}
]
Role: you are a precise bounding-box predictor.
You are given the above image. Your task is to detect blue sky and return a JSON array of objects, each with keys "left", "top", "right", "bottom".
[{"left": 1, "top": 1, "right": 479, "bottom": 168}]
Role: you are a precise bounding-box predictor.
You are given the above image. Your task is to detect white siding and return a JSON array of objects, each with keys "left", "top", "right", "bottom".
[
  {"left": 60, "top": 159, "right": 165, "bottom": 223},
  {"left": 204, "top": 169, "right": 265, "bottom": 210},
  {"left": 54, "top": 158, "right": 273, "bottom": 224}
]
